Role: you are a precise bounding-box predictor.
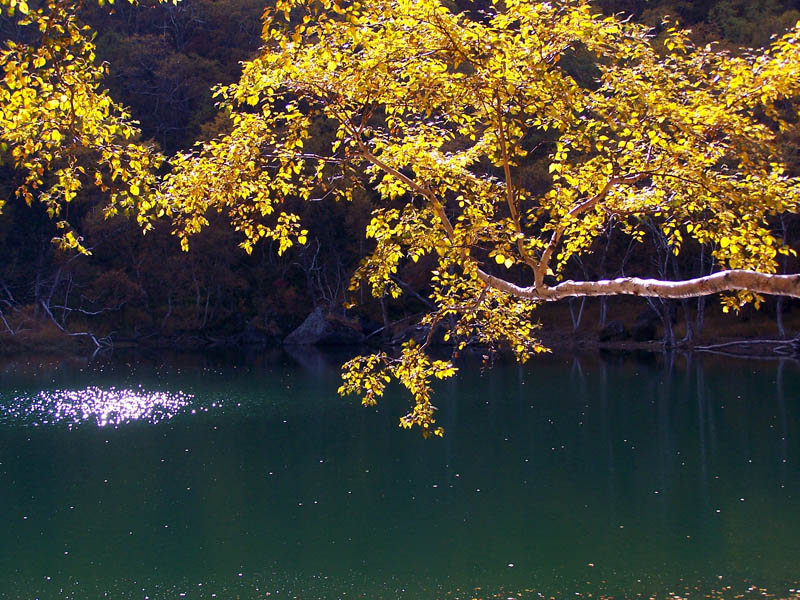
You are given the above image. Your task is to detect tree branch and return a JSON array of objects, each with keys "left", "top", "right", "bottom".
[
  {"left": 476, "top": 269, "right": 800, "bottom": 300},
  {"left": 494, "top": 92, "right": 538, "bottom": 273},
  {"left": 537, "top": 173, "right": 647, "bottom": 283},
  {"left": 0, "top": 308, "right": 14, "bottom": 335},
  {"left": 354, "top": 137, "right": 458, "bottom": 239}
]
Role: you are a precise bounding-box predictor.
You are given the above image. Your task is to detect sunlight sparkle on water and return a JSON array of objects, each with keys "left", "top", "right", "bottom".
[{"left": 0, "top": 386, "right": 194, "bottom": 427}]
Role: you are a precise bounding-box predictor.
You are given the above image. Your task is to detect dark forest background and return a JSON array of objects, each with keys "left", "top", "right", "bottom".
[{"left": 2, "top": 0, "right": 800, "bottom": 352}]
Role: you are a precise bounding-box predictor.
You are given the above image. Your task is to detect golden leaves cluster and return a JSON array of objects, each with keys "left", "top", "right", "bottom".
[
  {"left": 338, "top": 341, "right": 453, "bottom": 437},
  {"left": 0, "top": 0, "right": 170, "bottom": 252}
]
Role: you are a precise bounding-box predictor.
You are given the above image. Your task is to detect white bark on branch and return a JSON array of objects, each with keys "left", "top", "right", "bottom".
[{"left": 477, "top": 269, "right": 800, "bottom": 300}]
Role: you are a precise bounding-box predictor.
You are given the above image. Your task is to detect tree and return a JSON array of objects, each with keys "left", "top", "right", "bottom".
[
  {"left": 4, "top": 0, "right": 800, "bottom": 435},
  {"left": 153, "top": 0, "right": 800, "bottom": 435}
]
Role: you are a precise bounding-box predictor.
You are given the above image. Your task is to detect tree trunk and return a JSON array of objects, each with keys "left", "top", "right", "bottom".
[
  {"left": 569, "top": 296, "right": 586, "bottom": 331},
  {"left": 777, "top": 297, "right": 786, "bottom": 339},
  {"left": 599, "top": 297, "right": 608, "bottom": 328},
  {"left": 662, "top": 301, "right": 675, "bottom": 349},
  {"left": 696, "top": 296, "right": 706, "bottom": 336},
  {"left": 681, "top": 299, "right": 694, "bottom": 346}
]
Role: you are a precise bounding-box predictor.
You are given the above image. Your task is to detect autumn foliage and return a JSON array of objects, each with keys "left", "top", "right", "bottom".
[{"left": 3, "top": 0, "right": 800, "bottom": 433}]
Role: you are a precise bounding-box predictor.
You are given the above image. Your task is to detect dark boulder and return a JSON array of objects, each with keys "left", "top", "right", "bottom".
[{"left": 284, "top": 307, "right": 365, "bottom": 345}]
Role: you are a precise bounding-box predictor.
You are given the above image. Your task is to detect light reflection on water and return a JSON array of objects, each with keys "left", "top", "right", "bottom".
[{"left": 0, "top": 386, "right": 195, "bottom": 427}]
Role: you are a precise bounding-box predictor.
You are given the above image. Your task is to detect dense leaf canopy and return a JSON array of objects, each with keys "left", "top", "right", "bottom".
[{"left": 157, "top": 0, "right": 800, "bottom": 433}]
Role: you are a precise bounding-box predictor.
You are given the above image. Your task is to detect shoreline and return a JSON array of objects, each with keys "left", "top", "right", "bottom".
[
  {"left": 2, "top": 296, "right": 798, "bottom": 359},
  {"left": 2, "top": 327, "right": 798, "bottom": 361}
]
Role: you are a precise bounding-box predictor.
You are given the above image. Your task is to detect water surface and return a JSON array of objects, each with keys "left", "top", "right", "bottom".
[{"left": 0, "top": 350, "right": 798, "bottom": 599}]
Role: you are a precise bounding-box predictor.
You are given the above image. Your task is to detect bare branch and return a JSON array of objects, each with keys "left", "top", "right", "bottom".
[{"left": 477, "top": 269, "right": 800, "bottom": 301}]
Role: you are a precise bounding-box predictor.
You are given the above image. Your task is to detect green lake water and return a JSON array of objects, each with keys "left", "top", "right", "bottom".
[{"left": 0, "top": 349, "right": 798, "bottom": 599}]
